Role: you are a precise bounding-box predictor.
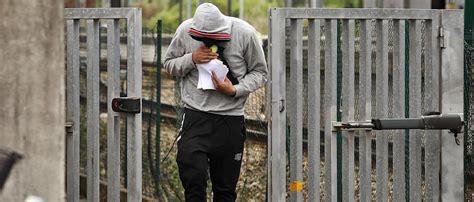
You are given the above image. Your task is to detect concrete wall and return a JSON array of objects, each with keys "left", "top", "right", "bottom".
[{"left": 0, "top": 1, "right": 65, "bottom": 201}]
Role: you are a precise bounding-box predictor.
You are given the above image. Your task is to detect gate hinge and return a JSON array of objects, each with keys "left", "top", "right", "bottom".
[{"left": 439, "top": 26, "right": 446, "bottom": 49}]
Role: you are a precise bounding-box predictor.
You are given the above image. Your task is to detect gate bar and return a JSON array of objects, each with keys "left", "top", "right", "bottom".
[
  {"left": 375, "top": 19, "right": 389, "bottom": 202},
  {"left": 66, "top": 19, "right": 80, "bottom": 202},
  {"left": 268, "top": 8, "right": 287, "bottom": 201},
  {"left": 107, "top": 19, "right": 121, "bottom": 202},
  {"left": 289, "top": 19, "right": 303, "bottom": 202},
  {"left": 324, "top": 19, "right": 338, "bottom": 202},
  {"left": 358, "top": 19, "right": 372, "bottom": 202},
  {"left": 408, "top": 19, "right": 423, "bottom": 202},
  {"left": 392, "top": 19, "right": 406, "bottom": 202},
  {"left": 307, "top": 19, "right": 321, "bottom": 202},
  {"left": 341, "top": 19, "right": 355, "bottom": 202},
  {"left": 126, "top": 9, "right": 143, "bottom": 202},
  {"left": 86, "top": 19, "right": 101, "bottom": 202}
]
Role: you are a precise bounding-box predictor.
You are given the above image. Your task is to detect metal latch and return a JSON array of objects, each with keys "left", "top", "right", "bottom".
[{"left": 112, "top": 97, "right": 141, "bottom": 114}]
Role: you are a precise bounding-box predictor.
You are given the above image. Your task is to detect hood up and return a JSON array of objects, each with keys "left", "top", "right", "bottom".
[{"left": 188, "top": 3, "right": 232, "bottom": 41}]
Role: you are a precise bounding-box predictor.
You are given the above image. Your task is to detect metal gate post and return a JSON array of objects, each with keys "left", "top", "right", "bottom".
[
  {"left": 268, "top": 8, "right": 287, "bottom": 202},
  {"left": 66, "top": 19, "right": 80, "bottom": 202},
  {"left": 440, "top": 10, "right": 465, "bottom": 202},
  {"left": 126, "top": 8, "right": 143, "bottom": 202}
]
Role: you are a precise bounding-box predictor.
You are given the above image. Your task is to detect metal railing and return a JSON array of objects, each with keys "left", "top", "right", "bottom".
[
  {"left": 65, "top": 8, "right": 142, "bottom": 202},
  {"left": 268, "top": 8, "right": 464, "bottom": 201}
]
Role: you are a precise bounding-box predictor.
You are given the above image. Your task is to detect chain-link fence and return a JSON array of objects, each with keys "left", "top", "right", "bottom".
[{"left": 465, "top": 40, "right": 473, "bottom": 200}]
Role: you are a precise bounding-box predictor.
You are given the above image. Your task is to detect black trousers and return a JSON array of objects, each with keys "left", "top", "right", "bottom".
[{"left": 176, "top": 108, "right": 246, "bottom": 202}]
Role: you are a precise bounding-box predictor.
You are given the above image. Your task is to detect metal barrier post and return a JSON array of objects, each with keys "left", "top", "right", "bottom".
[{"left": 155, "top": 19, "right": 162, "bottom": 198}]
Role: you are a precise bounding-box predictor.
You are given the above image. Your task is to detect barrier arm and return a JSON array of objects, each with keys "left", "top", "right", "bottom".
[{"left": 332, "top": 112, "right": 464, "bottom": 145}]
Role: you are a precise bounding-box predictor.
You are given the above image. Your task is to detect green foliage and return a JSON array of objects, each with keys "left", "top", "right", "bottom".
[
  {"left": 335, "top": 0, "right": 364, "bottom": 7},
  {"left": 140, "top": 0, "right": 282, "bottom": 34},
  {"left": 138, "top": 0, "right": 363, "bottom": 34}
]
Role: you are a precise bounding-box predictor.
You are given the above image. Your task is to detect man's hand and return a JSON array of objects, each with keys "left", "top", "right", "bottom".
[
  {"left": 211, "top": 72, "right": 236, "bottom": 96},
  {"left": 192, "top": 44, "right": 219, "bottom": 64}
]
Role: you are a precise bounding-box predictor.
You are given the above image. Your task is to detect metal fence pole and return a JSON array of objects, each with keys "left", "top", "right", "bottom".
[
  {"left": 336, "top": 19, "right": 343, "bottom": 201},
  {"left": 66, "top": 19, "right": 80, "bottom": 202},
  {"left": 155, "top": 19, "right": 162, "bottom": 198},
  {"left": 269, "top": 8, "right": 287, "bottom": 202},
  {"left": 392, "top": 19, "right": 406, "bottom": 202},
  {"left": 341, "top": 19, "right": 355, "bottom": 202},
  {"left": 187, "top": 0, "right": 191, "bottom": 19},
  {"left": 86, "top": 19, "right": 101, "bottom": 202},
  {"left": 179, "top": 0, "right": 183, "bottom": 23},
  {"left": 126, "top": 8, "right": 143, "bottom": 202},
  {"left": 363, "top": 0, "right": 376, "bottom": 8},
  {"left": 375, "top": 19, "right": 389, "bottom": 202},
  {"left": 289, "top": 18, "right": 303, "bottom": 202},
  {"left": 324, "top": 19, "right": 338, "bottom": 202},
  {"left": 103, "top": 0, "right": 110, "bottom": 7},
  {"left": 408, "top": 19, "right": 422, "bottom": 202},
  {"left": 358, "top": 19, "right": 372, "bottom": 202},
  {"left": 307, "top": 18, "right": 321, "bottom": 202},
  {"left": 239, "top": 0, "right": 243, "bottom": 19},
  {"left": 107, "top": 18, "right": 121, "bottom": 202}
]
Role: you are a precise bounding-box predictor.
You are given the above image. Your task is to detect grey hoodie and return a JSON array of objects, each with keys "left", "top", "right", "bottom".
[{"left": 163, "top": 3, "right": 268, "bottom": 116}]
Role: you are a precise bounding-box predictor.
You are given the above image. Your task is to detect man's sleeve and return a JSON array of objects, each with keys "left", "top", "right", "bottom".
[
  {"left": 233, "top": 32, "right": 268, "bottom": 97},
  {"left": 163, "top": 26, "right": 196, "bottom": 77}
]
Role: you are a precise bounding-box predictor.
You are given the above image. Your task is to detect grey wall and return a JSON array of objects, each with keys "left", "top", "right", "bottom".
[{"left": 0, "top": 1, "right": 65, "bottom": 201}]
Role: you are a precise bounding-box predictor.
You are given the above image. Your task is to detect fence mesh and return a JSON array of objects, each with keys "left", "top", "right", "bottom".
[{"left": 465, "top": 40, "right": 473, "bottom": 200}]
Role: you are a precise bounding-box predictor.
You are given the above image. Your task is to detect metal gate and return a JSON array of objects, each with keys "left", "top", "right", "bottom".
[
  {"left": 65, "top": 8, "right": 142, "bottom": 202},
  {"left": 268, "top": 8, "right": 464, "bottom": 201}
]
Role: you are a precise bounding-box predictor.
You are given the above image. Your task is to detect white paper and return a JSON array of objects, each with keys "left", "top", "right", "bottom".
[{"left": 196, "top": 59, "right": 229, "bottom": 90}]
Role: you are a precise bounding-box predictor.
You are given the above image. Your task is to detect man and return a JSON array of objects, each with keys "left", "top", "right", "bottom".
[{"left": 163, "top": 3, "right": 268, "bottom": 202}]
